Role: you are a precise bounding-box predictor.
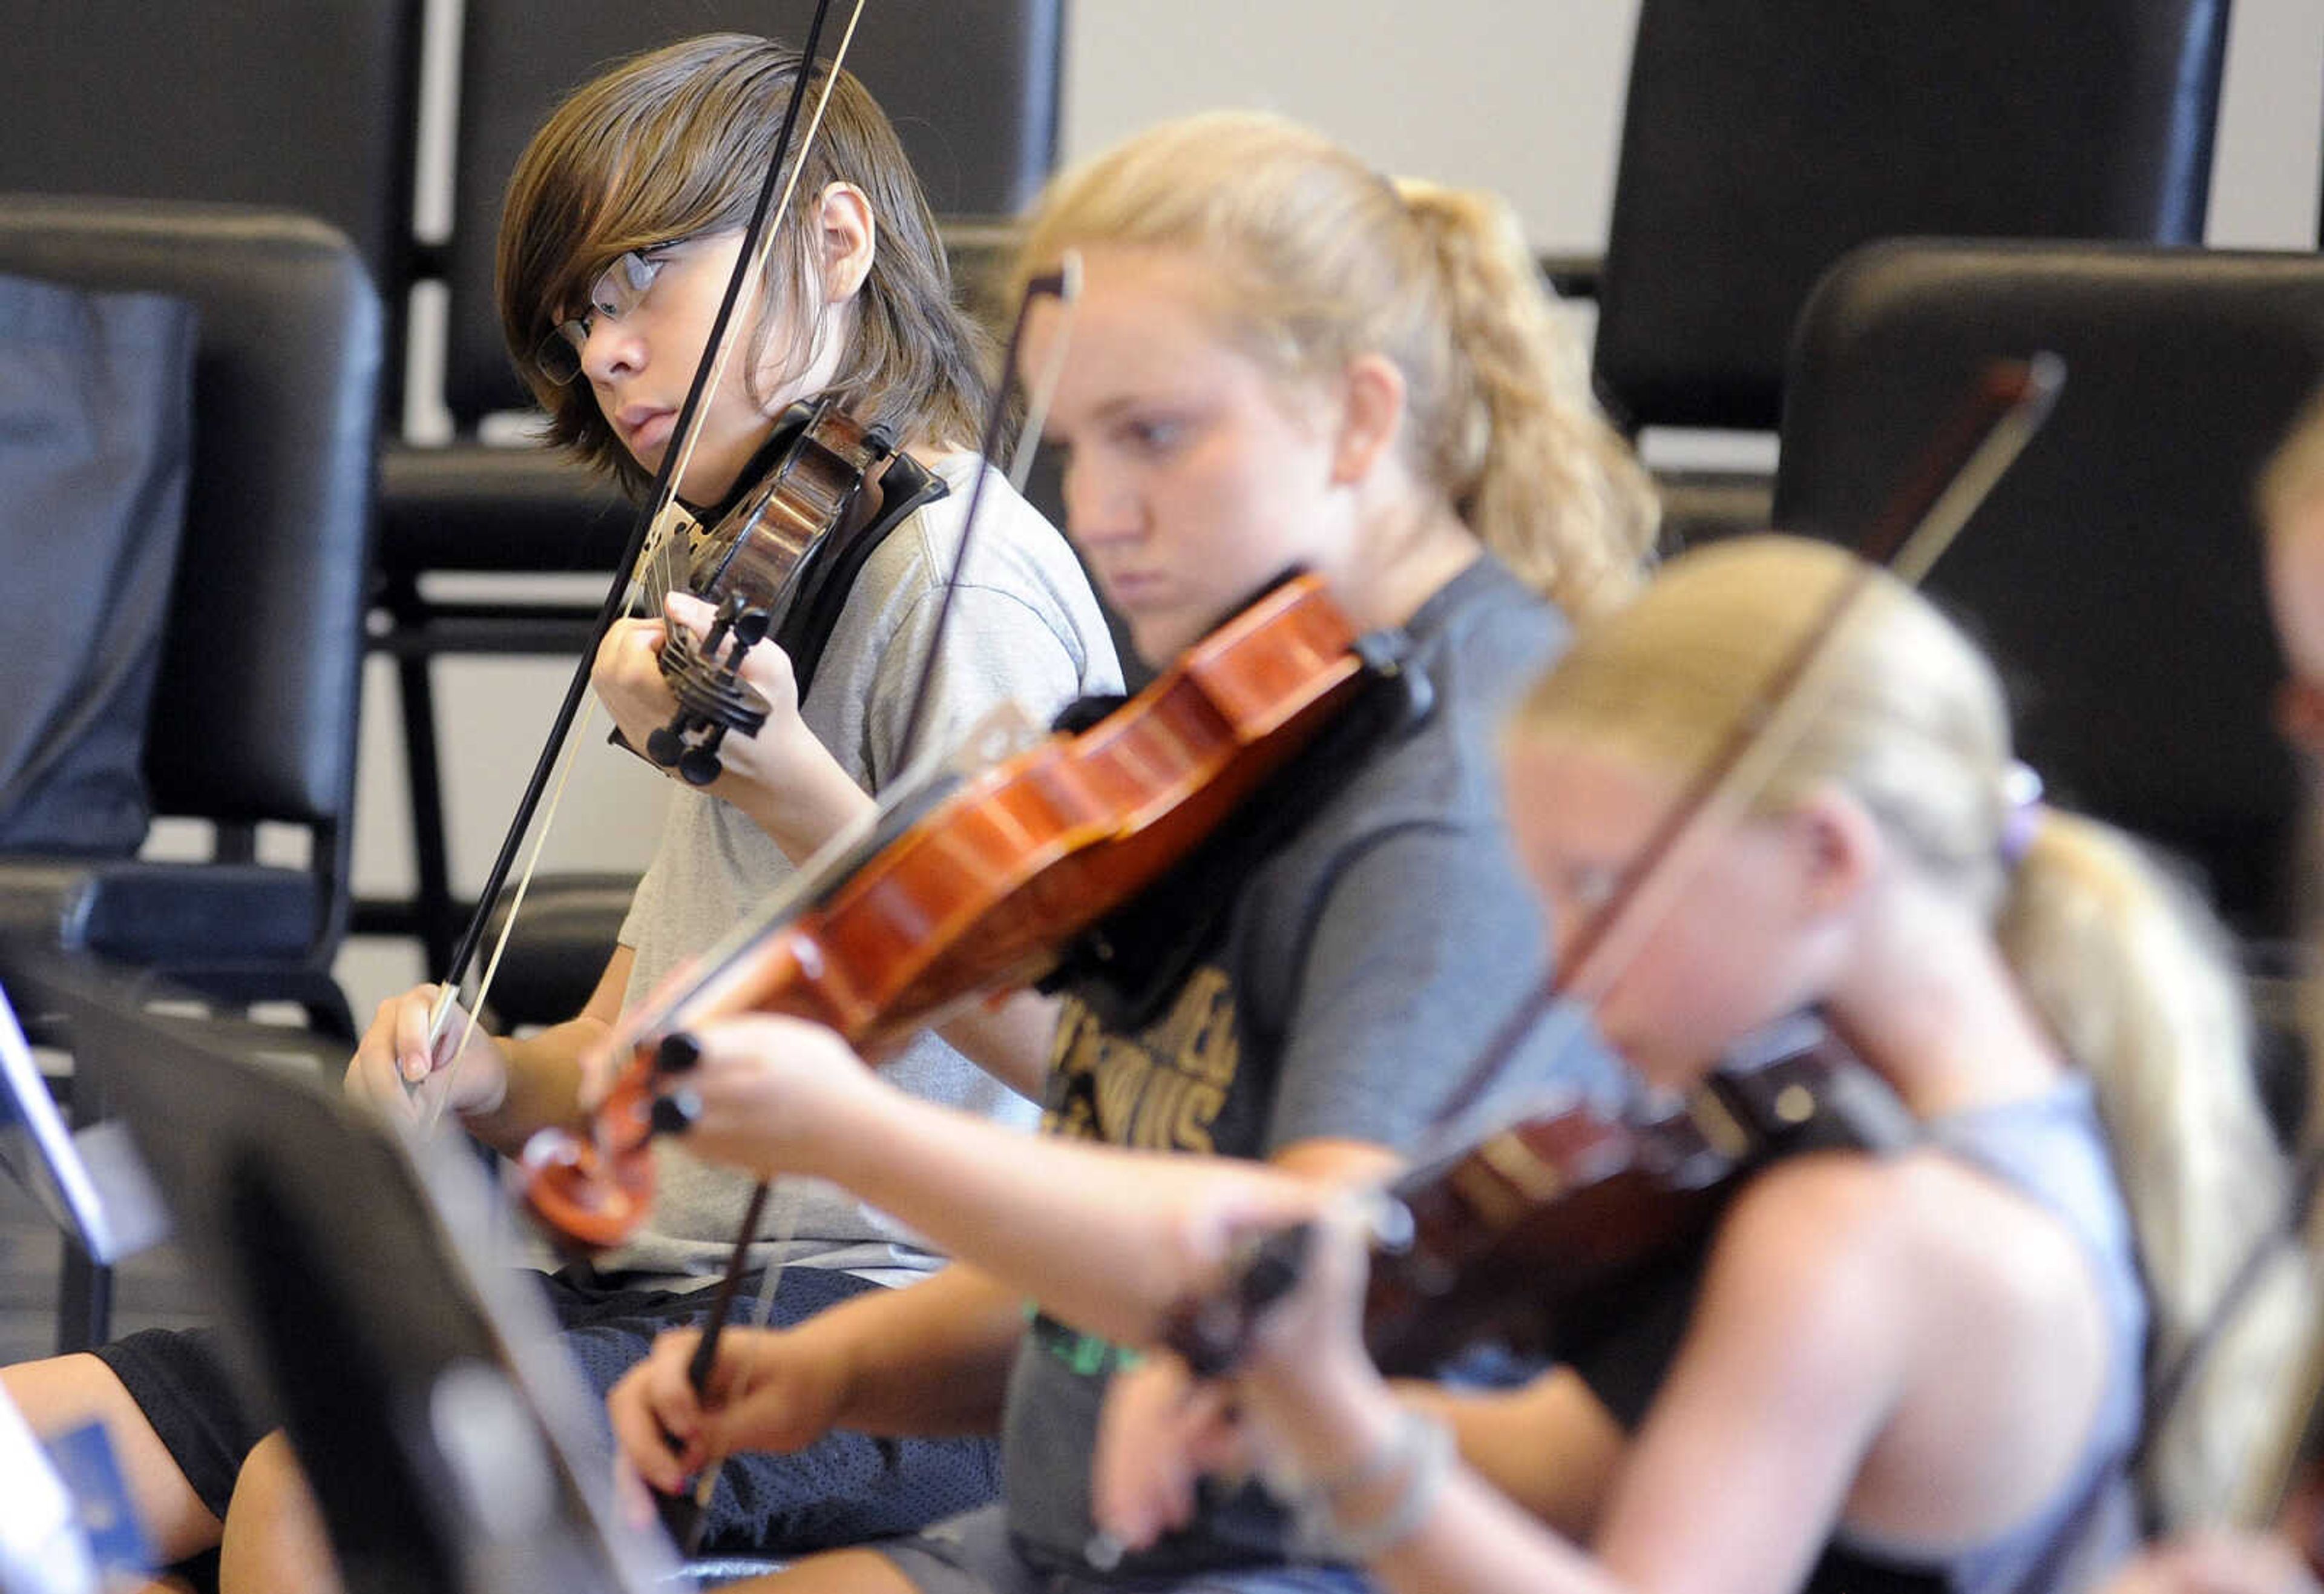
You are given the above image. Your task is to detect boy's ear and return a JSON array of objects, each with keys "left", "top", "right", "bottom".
[
  {"left": 816, "top": 181, "right": 877, "bottom": 305},
  {"left": 1329, "top": 352, "right": 1408, "bottom": 487}
]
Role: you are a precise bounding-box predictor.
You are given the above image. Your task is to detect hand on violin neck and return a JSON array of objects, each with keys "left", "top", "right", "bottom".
[
  {"left": 1160, "top": 1191, "right": 1399, "bottom": 1459},
  {"left": 592, "top": 610, "right": 678, "bottom": 749},
  {"left": 1095, "top": 1197, "right": 1410, "bottom": 1563},
  {"left": 595, "top": 590, "right": 876, "bottom": 861}
]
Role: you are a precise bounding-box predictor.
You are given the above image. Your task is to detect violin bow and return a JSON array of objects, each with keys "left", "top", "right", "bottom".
[
  {"left": 1423, "top": 352, "right": 2067, "bottom": 1139},
  {"left": 423, "top": 0, "right": 865, "bottom": 1079},
  {"left": 646, "top": 254, "right": 1085, "bottom": 1552}
]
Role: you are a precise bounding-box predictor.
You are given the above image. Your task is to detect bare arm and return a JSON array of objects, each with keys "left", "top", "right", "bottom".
[
  {"left": 813, "top": 1260, "right": 1031, "bottom": 1436},
  {"left": 453, "top": 947, "right": 633, "bottom": 1156},
  {"left": 665, "top": 1011, "right": 1395, "bottom": 1345},
  {"left": 1407, "top": 1371, "right": 1627, "bottom": 1541},
  {"left": 610, "top": 1260, "right": 1032, "bottom": 1494},
  {"left": 925, "top": 987, "right": 1059, "bottom": 1100}
]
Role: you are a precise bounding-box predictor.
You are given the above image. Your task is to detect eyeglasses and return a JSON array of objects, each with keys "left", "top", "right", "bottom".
[{"left": 534, "top": 246, "right": 677, "bottom": 384}]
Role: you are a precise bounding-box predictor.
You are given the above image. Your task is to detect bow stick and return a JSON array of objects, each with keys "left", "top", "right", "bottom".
[
  {"left": 641, "top": 254, "right": 1085, "bottom": 1552},
  {"left": 421, "top": 0, "right": 866, "bottom": 1087}
]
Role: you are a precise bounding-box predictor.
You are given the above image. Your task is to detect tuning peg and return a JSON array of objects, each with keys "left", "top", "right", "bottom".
[
  {"left": 649, "top": 1088, "right": 701, "bottom": 1138},
  {"left": 655, "top": 1032, "right": 703, "bottom": 1075}
]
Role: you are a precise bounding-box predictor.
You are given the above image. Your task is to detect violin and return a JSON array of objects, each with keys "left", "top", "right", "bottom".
[
  {"left": 1164, "top": 1015, "right": 1917, "bottom": 1379},
  {"left": 521, "top": 570, "right": 1420, "bottom": 1251},
  {"left": 642, "top": 397, "right": 905, "bottom": 785}
]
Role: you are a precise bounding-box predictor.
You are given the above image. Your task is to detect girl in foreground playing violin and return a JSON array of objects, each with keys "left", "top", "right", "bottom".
[
  {"left": 599, "top": 109, "right": 1656, "bottom": 1593},
  {"left": 1089, "top": 535, "right": 2297, "bottom": 1594},
  {"left": 2, "top": 31, "right": 1119, "bottom": 1590}
]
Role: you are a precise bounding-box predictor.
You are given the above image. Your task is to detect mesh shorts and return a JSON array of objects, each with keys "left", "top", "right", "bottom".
[
  {"left": 93, "top": 1262, "right": 1002, "bottom": 1553},
  {"left": 872, "top": 1504, "right": 1375, "bottom": 1594}
]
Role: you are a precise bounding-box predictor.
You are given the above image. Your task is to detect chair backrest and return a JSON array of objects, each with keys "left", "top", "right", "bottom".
[
  {"left": 440, "top": 0, "right": 1064, "bottom": 423},
  {"left": 1771, "top": 238, "right": 2324, "bottom": 943},
  {"left": 1597, "top": 0, "right": 2230, "bottom": 434},
  {"left": 0, "top": 197, "right": 383, "bottom": 920},
  {"left": 7, "top": 1, "right": 422, "bottom": 405}
]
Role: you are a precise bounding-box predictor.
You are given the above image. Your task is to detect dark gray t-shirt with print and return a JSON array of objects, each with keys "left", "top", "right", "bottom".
[{"left": 1002, "top": 556, "right": 1626, "bottom": 1579}]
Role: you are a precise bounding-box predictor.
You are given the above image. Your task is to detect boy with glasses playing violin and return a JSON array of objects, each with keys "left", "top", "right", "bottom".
[{"left": 1, "top": 30, "right": 1119, "bottom": 1592}]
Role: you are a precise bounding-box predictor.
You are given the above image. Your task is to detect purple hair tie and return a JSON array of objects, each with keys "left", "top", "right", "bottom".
[{"left": 2000, "top": 761, "right": 2045, "bottom": 866}]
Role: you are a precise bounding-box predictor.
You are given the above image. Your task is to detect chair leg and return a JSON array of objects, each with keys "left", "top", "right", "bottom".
[
  {"left": 56, "top": 1055, "right": 112, "bottom": 1352},
  {"left": 394, "top": 620, "right": 460, "bottom": 979},
  {"left": 54, "top": 1245, "right": 111, "bottom": 1355}
]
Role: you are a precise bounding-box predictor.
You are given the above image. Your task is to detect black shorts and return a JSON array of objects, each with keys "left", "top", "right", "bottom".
[{"left": 94, "top": 1263, "right": 1003, "bottom": 1552}]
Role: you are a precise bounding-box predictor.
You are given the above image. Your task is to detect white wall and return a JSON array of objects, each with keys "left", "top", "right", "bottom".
[
  {"left": 1058, "top": 0, "right": 2322, "bottom": 250},
  {"left": 337, "top": 0, "right": 2324, "bottom": 1017}
]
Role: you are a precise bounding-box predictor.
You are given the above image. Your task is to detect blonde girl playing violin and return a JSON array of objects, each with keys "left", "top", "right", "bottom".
[
  {"left": 594, "top": 108, "right": 1656, "bottom": 1594},
  {"left": 1089, "top": 535, "right": 2301, "bottom": 1594},
  {"left": 2, "top": 31, "right": 1119, "bottom": 1592}
]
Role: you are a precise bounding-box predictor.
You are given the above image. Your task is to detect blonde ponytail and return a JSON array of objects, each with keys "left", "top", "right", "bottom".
[
  {"left": 1397, "top": 182, "right": 1657, "bottom": 617},
  {"left": 2003, "top": 813, "right": 2309, "bottom": 1530}
]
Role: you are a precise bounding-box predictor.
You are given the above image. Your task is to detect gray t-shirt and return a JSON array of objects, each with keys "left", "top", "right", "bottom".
[
  {"left": 1003, "top": 556, "right": 1626, "bottom": 1577},
  {"left": 601, "top": 452, "right": 1122, "bottom": 1287}
]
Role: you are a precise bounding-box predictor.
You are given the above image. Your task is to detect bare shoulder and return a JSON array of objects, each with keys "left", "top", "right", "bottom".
[
  {"left": 1687, "top": 1151, "right": 1926, "bottom": 1385},
  {"left": 1719, "top": 1139, "right": 2087, "bottom": 1293},
  {"left": 1696, "top": 1146, "right": 2072, "bottom": 1371},
  {"left": 1710, "top": 1150, "right": 1916, "bottom": 1288}
]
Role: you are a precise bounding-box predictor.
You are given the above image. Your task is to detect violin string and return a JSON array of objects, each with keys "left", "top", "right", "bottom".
[{"left": 419, "top": 0, "right": 849, "bottom": 1046}]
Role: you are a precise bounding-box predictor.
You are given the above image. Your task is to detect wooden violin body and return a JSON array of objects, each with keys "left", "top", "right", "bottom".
[
  {"left": 528, "top": 572, "right": 1414, "bottom": 1251},
  {"left": 648, "top": 398, "right": 899, "bottom": 783}
]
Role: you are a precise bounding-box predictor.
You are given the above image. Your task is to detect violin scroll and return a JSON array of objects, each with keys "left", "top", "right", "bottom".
[
  {"left": 519, "top": 1032, "right": 708, "bottom": 1254},
  {"left": 648, "top": 594, "right": 776, "bottom": 785}
]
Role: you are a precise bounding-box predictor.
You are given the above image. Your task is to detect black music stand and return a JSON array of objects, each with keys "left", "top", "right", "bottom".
[{"left": 38, "top": 965, "right": 678, "bottom": 1594}]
